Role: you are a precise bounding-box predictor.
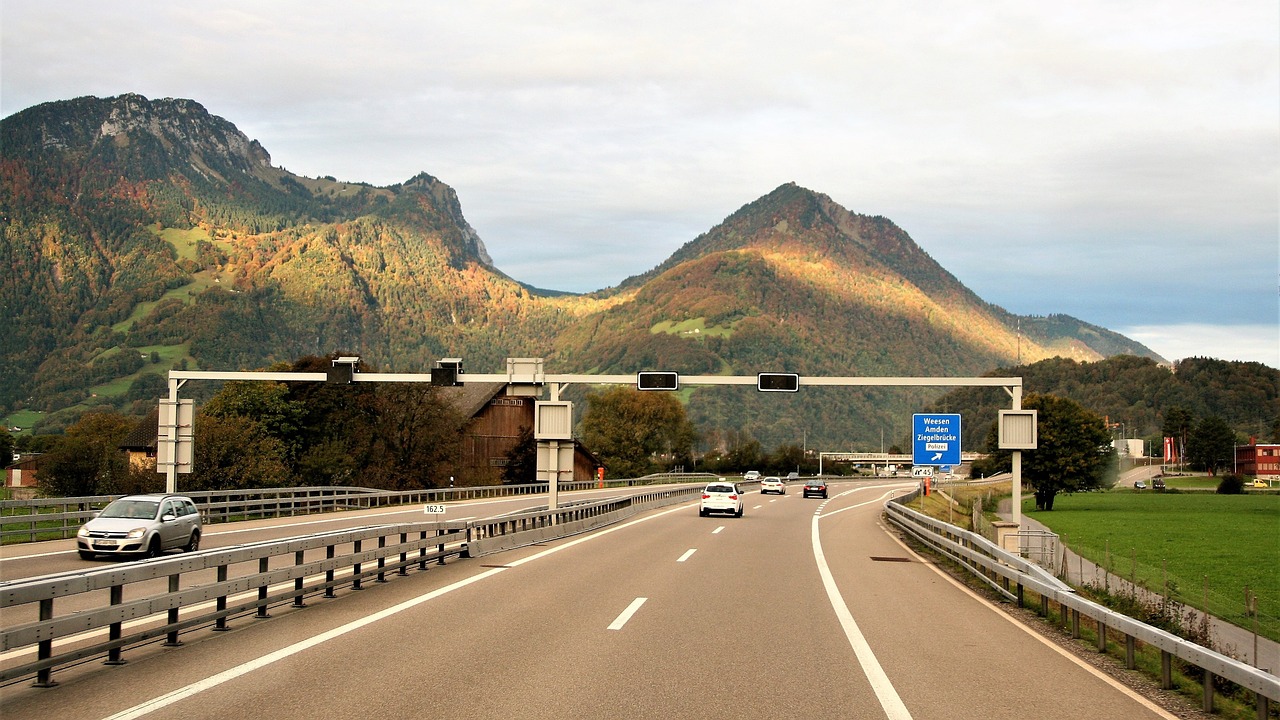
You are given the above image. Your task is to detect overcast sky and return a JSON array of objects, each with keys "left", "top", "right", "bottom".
[{"left": 3, "top": 1, "right": 1277, "bottom": 367}]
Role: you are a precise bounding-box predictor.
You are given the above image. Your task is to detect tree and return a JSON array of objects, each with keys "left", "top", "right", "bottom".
[
  {"left": 203, "top": 379, "right": 305, "bottom": 462},
  {"left": 0, "top": 427, "right": 13, "bottom": 467},
  {"left": 188, "top": 413, "right": 291, "bottom": 490},
  {"left": 982, "top": 393, "right": 1113, "bottom": 510},
  {"left": 726, "top": 438, "right": 764, "bottom": 473},
  {"left": 581, "top": 387, "right": 698, "bottom": 479},
  {"left": 38, "top": 411, "right": 135, "bottom": 496},
  {"left": 362, "top": 384, "right": 465, "bottom": 490},
  {"left": 1162, "top": 406, "right": 1194, "bottom": 463},
  {"left": 1186, "top": 415, "right": 1236, "bottom": 475},
  {"left": 501, "top": 426, "right": 538, "bottom": 485}
]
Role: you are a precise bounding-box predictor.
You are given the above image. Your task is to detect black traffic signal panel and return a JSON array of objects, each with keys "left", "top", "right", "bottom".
[
  {"left": 757, "top": 372, "right": 800, "bottom": 392},
  {"left": 637, "top": 371, "right": 680, "bottom": 391}
]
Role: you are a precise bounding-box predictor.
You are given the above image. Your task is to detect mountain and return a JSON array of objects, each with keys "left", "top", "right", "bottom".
[{"left": 2, "top": 94, "right": 1162, "bottom": 449}]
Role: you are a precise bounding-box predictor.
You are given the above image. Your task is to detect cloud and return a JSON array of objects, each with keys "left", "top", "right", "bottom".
[
  {"left": 2, "top": 0, "right": 1276, "bottom": 360},
  {"left": 1121, "top": 324, "right": 1280, "bottom": 368}
]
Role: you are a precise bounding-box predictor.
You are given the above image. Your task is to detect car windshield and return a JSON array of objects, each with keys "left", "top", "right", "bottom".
[
  {"left": 706, "top": 485, "right": 735, "bottom": 494},
  {"left": 99, "top": 499, "right": 160, "bottom": 520},
  {"left": 806, "top": 480, "right": 823, "bottom": 486}
]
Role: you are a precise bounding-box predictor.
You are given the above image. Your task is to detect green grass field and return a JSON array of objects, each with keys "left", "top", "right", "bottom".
[
  {"left": 650, "top": 317, "right": 736, "bottom": 339},
  {"left": 1025, "top": 490, "right": 1280, "bottom": 641}
]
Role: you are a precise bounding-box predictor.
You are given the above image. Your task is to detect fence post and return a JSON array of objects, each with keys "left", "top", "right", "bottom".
[
  {"left": 32, "top": 598, "right": 57, "bottom": 687},
  {"left": 105, "top": 584, "right": 126, "bottom": 665},
  {"left": 256, "top": 557, "right": 271, "bottom": 618},
  {"left": 164, "top": 573, "right": 182, "bottom": 646},
  {"left": 324, "top": 544, "right": 337, "bottom": 598},
  {"left": 214, "top": 564, "right": 230, "bottom": 630},
  {"left": 376, "top": 535, "right": 387, "bottom": 583},
  {"left": 1203, "top": 670, "right": 1214, "bottom": 713},
  {"left": 352, "top": 539, "right": 363, "bottom": 590},
  {"left": 293, "top": 550, "right": 307, "bottom": 608}
]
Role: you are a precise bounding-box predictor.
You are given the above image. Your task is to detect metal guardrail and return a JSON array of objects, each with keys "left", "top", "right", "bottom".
[
  {"left": 1, "top": 475, "right": 716, "bottom": 544},
  {"left": 0, "top": 522, "right": 467, "bottom": 686},
  {"left": 464, "top": 485, "right": 704, "bottom": 557},
  {"left": 0, "top": 482, "right": 708, "bottom": 687},
  {"left": 885, "top": 491, "right": 1279, "bottom": 716}
]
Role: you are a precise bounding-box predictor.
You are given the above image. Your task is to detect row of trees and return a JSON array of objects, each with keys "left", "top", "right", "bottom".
[
  {"left": 11, "top": 355, "right": 1262, "bottom": 499},
  {"left": 22, "top": 354, "right": 474, "bottom": 496}
]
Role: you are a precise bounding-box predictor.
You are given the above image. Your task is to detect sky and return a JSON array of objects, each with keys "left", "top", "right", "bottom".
[{"left": 2, "top": 1, "right": 1277, "bottom": 367}]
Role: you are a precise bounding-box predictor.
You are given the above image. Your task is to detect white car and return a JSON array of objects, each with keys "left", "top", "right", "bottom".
[
  {"left": 700, "top": 481, "right": 745, "bottom": 517},
  {"left": 760, "top": 476, "right": 786, "bottom": 495},
  {"left": 77, "top": 494, "right": 202, "bottom": 560},
  {"left": 743, "top": 470, "right": 761, "bottom": 481}
]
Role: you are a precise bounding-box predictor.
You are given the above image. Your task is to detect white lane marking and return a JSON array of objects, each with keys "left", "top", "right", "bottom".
[
  {"left": 712, "top": 526, "right": 724, "bottom": 534},
  {"left": 97, "top": 499, "right": 699, "bottom": 720},
  {"left": 812, "top": 503, "right": 913, "bottom": 720},
  {"left": 752, "top": 504, "right": 762, "bottom": 509},
  {"left": 881, "top": 530, "right": 1181, "bottom": 720},
  {"left": 99, "top": 565, "right": 508, "bottom": 720},
  {"left": 676, "top": 549, "right": 696, "bottom": 563},
  {"left": 607, "top": 597, "right": 648, "bottom": 630}
]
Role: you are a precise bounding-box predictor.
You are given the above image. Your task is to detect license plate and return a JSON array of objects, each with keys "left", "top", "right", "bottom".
[{"left": 94, "top": 539, "right": 117, "bottom": 548}]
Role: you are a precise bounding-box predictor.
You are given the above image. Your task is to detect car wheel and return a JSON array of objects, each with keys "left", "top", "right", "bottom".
[
  {"left": 145, "top": 536, "right": 162, "bottom": 559},
  {"left": 79, "top": 550, "right": 95, "bottom": 560},
  {"left": 184, "top": 530, "right": 200, "bottom": 553},
  {"left": 699, "top": 508, "right": 708, "bottom": 517},
  {"left": 735, "top": 507, "right": 743, "bottom": 517}
]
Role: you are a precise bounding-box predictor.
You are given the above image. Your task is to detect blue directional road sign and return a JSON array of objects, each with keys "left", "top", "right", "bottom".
[{"left": 913, "top": 413, "right": 961, "bottom": 466}]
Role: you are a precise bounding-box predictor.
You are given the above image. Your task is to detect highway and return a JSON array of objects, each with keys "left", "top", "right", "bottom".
[{"left": 1, "top": 480, "right": 1180, "bottom": 720}]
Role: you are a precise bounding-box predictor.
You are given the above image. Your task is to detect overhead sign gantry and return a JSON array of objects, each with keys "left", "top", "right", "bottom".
[{"left": 158, "top": 358, "right": 1033, "bottom": 522}]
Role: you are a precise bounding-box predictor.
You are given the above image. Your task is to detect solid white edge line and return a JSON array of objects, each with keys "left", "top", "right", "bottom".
[
  {"left": 607, "top": 597, "right": 648, "bottom": 630},
  {"left": 676, "top": 548, "right": 696, "bottom": 563},
  {"left": 97, "top": 500, "right": 699, "bottom": 720},
  {"left": 813, "top": 500, "right": 914, "bottom": 720},
  {"left": 881, "top": 526, "right": 1181, "bottom": 720}
]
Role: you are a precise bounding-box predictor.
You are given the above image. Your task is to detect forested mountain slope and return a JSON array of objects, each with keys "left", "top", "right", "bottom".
[{"left": 3, "top": 94, "right": 1162, "bottom": 449}]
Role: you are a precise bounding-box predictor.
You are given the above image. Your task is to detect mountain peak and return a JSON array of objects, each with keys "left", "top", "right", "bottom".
[{"left": 4, "top": 94, "right": 271, "bottom": 180}]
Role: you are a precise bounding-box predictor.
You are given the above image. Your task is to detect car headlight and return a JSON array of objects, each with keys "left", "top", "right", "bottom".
[
  {"left": 126, "top": 527, "right": 147, "bottom": 539},
  {"left": 77, "top": 526, "right": 90, "bottom": 537}
]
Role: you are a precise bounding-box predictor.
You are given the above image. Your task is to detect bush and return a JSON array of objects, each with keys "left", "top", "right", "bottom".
[{"left": 1215, "top": 473, "right": 1245, "bottom": 494}]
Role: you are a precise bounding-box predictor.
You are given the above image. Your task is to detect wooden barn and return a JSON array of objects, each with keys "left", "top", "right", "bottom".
[{"left": 433, "top": 382, "right": 602, "bottom": 487}]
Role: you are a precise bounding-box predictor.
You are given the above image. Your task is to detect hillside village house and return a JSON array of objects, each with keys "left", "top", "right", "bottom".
[
  {"left": 5, "top": 454, "right": 43, "bottom": 498},
  {"left": 105, "top": 382, "right": 601, "bottom": 487}
]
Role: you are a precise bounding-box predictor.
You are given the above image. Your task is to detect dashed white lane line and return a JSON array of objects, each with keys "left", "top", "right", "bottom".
[
  {"left": 97, "top": 500, "right": 697, "bottom": 720},
  {"left": 607, "top": 597, "right": 648, "bottom": 630},
  {"left": 676, "top": 549, "right": 697, "bottom": 563},
  {"left": 711, "top": 526, "right": 725, "bottom": 534}
]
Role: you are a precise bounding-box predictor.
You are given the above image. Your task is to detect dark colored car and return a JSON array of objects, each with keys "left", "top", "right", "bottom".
[
  {"left": 802, "top": 479, "right": 828, "bottom": 499},
  {"left": 1152, "top": 478, "right": 1166, "bottom": 490}
]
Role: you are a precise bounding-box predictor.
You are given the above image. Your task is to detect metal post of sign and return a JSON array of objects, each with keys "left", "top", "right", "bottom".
[{"left": 1012, "top": 385, "right": 1023, "bottom": 528}]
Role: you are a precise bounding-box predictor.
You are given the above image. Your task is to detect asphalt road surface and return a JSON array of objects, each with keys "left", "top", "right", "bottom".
[{"left": 1, "top": 481, "right": 1181, "bottom": 720}]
